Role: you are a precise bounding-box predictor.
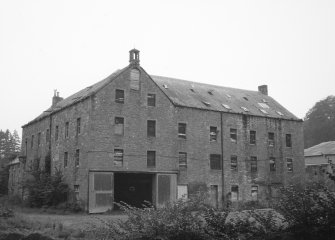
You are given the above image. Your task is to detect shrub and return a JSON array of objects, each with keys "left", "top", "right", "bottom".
[
  {"left": 22, "top": 168, "right": 69, "bottom": 208},
  {"left": 0, "top": 205, "right": 14, "bottom": 218}
]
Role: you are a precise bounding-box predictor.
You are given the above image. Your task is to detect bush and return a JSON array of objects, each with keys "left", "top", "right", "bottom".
[
  {"left": 0, "top": 205, "right": 14, "bottom": 218},
  {"left": 22, "top": 168, "right": 69, "bottom": 208}
]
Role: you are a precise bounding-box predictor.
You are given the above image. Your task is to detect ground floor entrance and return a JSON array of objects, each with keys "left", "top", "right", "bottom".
[
  {"left": 88, "top": 171, "right": 177, "bottom": 213},
  {"left": 114, "top": 173, "right": 153, "bottom": 209}
]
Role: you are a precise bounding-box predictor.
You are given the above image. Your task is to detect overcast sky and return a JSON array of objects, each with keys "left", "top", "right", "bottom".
[{"left": 1, "top": 0, "right": 334, "bottom": 134}]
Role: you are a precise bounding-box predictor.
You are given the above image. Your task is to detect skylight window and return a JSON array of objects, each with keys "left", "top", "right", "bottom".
[
  {"left": 258, "top": 102, "right": 270, "bottom": 109},
  {"left": 241, "top": 107, "right": 249, "bottom": 112},
  {"left": 202, "top": 101, "right": 211, "bottom": 107},
  {"left": 190, "top": 88, "right": 195, "bottom": 92},
  {"left": 276, "top": 111, "right": 284, "bottom": 116},
  {"left": 262, "top": 99, "right": 268, "bottom": 103},
  {"left": 208, "top": 90, "right": 214, "bottom": 95},
  {"left": 243, "top": 97, "right": 249, "bottom": 101},
  {"left": 162, "top": 84, "right": 168, "bottom": 89},
  {"left": 259, "top": 109, "right": 268, "bottom": 114},
  {"left": 222, "top": 104, "right": 231, "bottom": 110},
  {"left": 226, "top": 94, "right": 232, "bottom": 98}
]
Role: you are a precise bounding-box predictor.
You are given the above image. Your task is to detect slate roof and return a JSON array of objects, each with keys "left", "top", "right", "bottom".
[
  {"left": 24, "top": 66, "right": 300, "bottom": 127},
  {"left": 304, "top": 141, "right": 335, "bottom": 157},
  {"left": 151, "top": 75, "right": 299, "bottom": 120}
]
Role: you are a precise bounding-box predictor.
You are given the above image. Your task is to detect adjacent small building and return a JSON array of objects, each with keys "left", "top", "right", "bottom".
[
  {"left": 304, "top": 141, "right": 335, "bottom": 190},
  {"left": 11, "top": 49, "right": 305, "bottom": 212}
]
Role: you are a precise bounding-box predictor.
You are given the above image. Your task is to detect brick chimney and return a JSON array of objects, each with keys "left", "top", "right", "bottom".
[
  {"left": 258, "top": 85, "right": 268, "bottom": 95},
  {"left": 52, "top": 90, "right": 63, "bottom": 107},
  {"left": 129, "top": 48, "right": 140, "bottom": 66}
]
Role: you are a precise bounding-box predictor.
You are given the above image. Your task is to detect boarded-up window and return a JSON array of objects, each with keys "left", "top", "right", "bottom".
[
  {"left": 147, "top": 151, "right": 156, "bottom": 167},
  {"left": 270, "top": 157, "right": 276, "bottom": 172},
  {"left": 231, "top": 155, "right": 237, "bottom": 171},
  {"left": 147, "top": 93, "right": 156, "bottom": 107},
  {"left": 231, "top": 185, "right": 239, "bottom": 201},
  {"left": 115, "top": 117, "right": 124, "bottom": 135},
  {"left": 130, "top": 69, "right": 140, "bottom": 90},
  {"left": 230, "top": 128, "right": 237, "bottom": 142},
  {"left": 158, "top": 175, "right": 171, "bottom": 204},
  {"left": 251, "top": 156, "right": 257, "bottom": 172},
  {"left": 114, "top": 149, "right": 123, "bottom": 167},
  {"left": 147, "top": 120, "right": 156, "bottom": 137},
  {"left": 179, "top": 152, "right": 187, "bottom": 168},
  {"left": 177, "top": 185, "right": 188, "bottom": 199},
  {"left": 178, "top": 123, "right": 186, "bottom": 139},
  {"left": 210, "top": 126, "right": 217, "bottom": 142},
  {"left": 96, "top": 193, "right": 112, "bottom": 207},
  {"left": 251, "top": 186, "right": 258, "bottom": 201},
  {"left": 210, "top": 154, "right": 221, "bottom": 170},
  {"left": 287, "top": 158, "right": 293, "bottom": 172},
  {"left": 115, "top": 89, "right": 124, "bottom": 103}
]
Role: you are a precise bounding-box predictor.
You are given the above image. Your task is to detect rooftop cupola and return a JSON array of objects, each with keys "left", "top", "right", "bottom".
[{"left": 129, "top": 48, "right": 140, "bottom": 66}]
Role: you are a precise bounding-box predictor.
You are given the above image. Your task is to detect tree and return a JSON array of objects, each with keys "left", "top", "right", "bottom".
[
  {"left": 0, "top": 129, "right": 21, "bottom": 195},
  {"left": 303, "top": 96, "right": 335, "bottom": 148}
]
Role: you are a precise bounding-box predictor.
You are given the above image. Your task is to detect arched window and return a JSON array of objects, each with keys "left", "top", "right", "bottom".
[{"left": 130, "top": 69, "right": 140, "bottom": 90}]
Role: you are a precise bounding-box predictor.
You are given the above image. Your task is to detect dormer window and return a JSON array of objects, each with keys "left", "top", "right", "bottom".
[{"left": 130, "top": 69, "right": 140, "bottom": 90}]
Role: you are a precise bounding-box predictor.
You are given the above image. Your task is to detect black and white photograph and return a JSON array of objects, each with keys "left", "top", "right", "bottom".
[{"left": 1, "top": 1, "right": 335, "bottom": 239}]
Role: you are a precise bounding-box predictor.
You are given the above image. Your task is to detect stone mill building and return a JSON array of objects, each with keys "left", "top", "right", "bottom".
[{"left": 15, "top": 49, "right": 304, "bottom": 213}]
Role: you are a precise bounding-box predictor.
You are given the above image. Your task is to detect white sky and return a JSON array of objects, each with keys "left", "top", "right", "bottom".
[{"left": 1, "top": 0, "right": 334, "bottom": 134}]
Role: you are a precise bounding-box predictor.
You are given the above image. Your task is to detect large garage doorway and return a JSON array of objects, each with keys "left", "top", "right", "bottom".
[{"left": 114, "top": 173, "right": 153, "bottom": 208}]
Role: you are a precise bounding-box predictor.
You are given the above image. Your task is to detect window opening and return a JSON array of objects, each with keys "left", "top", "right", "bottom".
[
  {"left": 231, "top": 185, "right": 239, "bottom": 201},
  {"left": 210, "top": 154, "right": 221, "bottom": 170},
  {"left": 241, "top": 106, "right": 249, "bottom": 112},
  {"left": 115, "top": 117, "right": 124, "bottom": 135},
  {"left": 210, "top": 126, "right": 217, "bottom": 142},
  {"left": 179, "top": 152, "right": 187, "bottom": 168},
  {"left": 115, "top": 89, "right": 125, "bottom": 103},
  {"left": 147, "top": 151, "right": 156, "bottom": 167},
  {"left": 231, "top": 155, "right": 237, "bottom": 171},
  {"left": 75, "top": 149, "right": 80, "bottom": 167},
  {"left": 270, "top": 157, "right": 276, "bottom": 172},
  {"left": 76, "top": 118, "right": 81, "bottom": 135},
  {"left": 251, "top": 156, "right": 257, "bottom": 172},
  {"left": 178, "top": 123, "right": 186, "bottom": 139},
  {"left": 64, "top": 152, "right": 68, "bottom": 167},
  {"left": 286, "top": 134, "right": 292, "bottom": 147},
  {"left": 65, "top": 122, "right": 69, "bottom": 139},
  {"left": 222, "top": 104, "right": 231, "bottom": 110},
  {"left": 230, "top": 128, "right": 237, "bottom": 142},
  {"left": 202, "top": 101, "right": 211, "bottom": 107},
  {"left": 287, "top": 158, "right": 293, "bottom": 172},
  {"left": 258, "top": 102, "right": 270, "bottom": 109},
  {"left": 114, "top": 149, "right": 123, "bottom": 167},
  {"left": 147, "top": 120, "right": 156, "bottom": 137},
  {"left": 268, "top": 132, "right": 275, "bottom": 147},
  {"left": 251, "top": 186, "right": 258, "bottom": 201},
  {"left": 147, "top": 93, "right": 156, "bottom": 107},
  {"left": 55, "top": 126, "right": 59, "bottom": 141},
  {"left": 250, "top": 130, "right": 256, "bottom": 145},
  {"left": 259, "top": 109, "right": 268, "bottom": 114}
]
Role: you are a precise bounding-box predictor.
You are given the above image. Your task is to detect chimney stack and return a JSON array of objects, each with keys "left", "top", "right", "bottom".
[
  {"left": 52, "top": 90, "right": 63, "bottom": 107},
  {"left": 258, "top": 85, "right": 268, "bottom": 95},
  {"left": 129, "top": 49, "right": 140, "bottom": 66}
]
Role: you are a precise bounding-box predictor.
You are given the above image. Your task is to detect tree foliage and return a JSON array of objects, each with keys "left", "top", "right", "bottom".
[
  {"left": 0, "top": 129, "right": 21, "bottom": 195},
  {"left": 22, "top": 168, "right": 69, "bottom": 208},
  {"left": 304, "top": 96, "right": 335, "bottom": 148}
]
